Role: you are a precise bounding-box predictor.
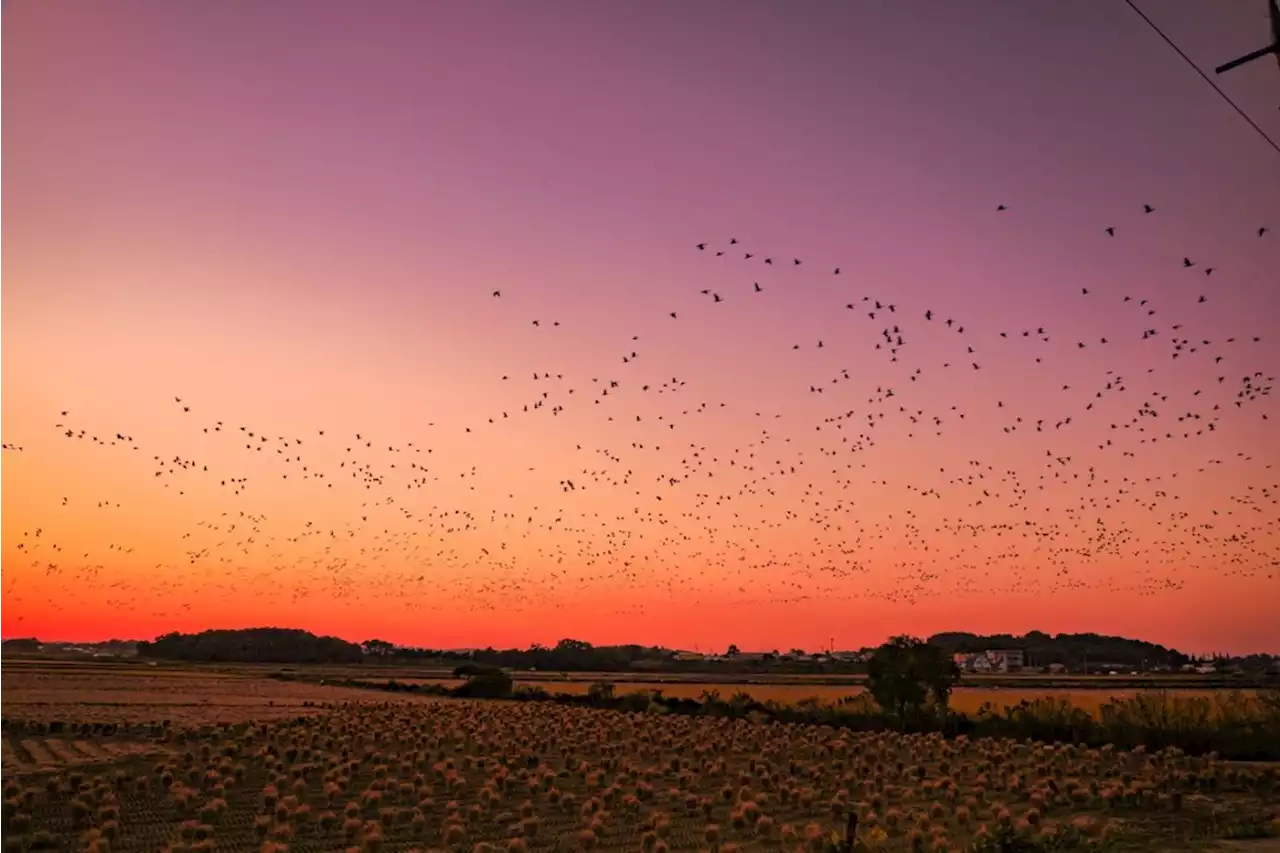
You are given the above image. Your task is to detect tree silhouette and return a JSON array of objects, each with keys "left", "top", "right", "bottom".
[
  {"left": 362, "top": 639, "right": 395, "bottom": 657},
  {"left": 867, "top": 635, "right": 959, "bottom": 721}
]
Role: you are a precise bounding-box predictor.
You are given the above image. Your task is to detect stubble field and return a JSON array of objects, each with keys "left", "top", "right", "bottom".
[
  {"left": 2, "top": 662, "right": 1280, "bottom": 853},
  {"left": 0, "top": 662, "right": 445, "bottom": 771},
  {"left": 387, "top": 678, "right": 1254, "bottom": 718}
]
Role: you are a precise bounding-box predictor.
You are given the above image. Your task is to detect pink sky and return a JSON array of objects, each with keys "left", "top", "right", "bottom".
[{"left": 3, "top": 1, "right": 1278, "bottom": 655}]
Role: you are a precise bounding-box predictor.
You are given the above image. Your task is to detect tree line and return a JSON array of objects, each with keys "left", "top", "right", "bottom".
[
  {"left": 117, "top": 628, "right": 1276, "bottom": 674},
  {"left": 927, "top": 631, "right": 1194, "bottom": 671},
  {"left": 324, "top": 637, "right": 1280, "bottom": 762},
  {"left": 135, "top": 628, "right": 362, "bottom": 664}
]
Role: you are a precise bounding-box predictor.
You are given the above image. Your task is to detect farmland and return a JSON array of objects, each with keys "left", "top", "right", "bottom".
[
  {"left": 0, "top": 661, "right": 444, "bottom": 734},
  {"left": 3, "top": 663, "right": 1280, "bottom": 852},
  {"left": 3, "top": 658, "right": 1259, "bottom": 708},
  {"left": 374, "top": 677, "right": 1256, "bottom": 719}
]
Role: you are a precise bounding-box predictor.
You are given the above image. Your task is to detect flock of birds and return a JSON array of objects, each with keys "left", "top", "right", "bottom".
[{"left": 3, "top": 202, "right": 1277, "bottom": 631}]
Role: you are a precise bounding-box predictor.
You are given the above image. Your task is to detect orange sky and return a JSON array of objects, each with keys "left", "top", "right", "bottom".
[{"left": 3, "top": 1, "right": 1278, "bottom": 655}]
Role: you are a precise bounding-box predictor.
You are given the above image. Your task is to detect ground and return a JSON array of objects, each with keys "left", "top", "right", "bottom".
[
  {"left": 1, "top": 659, "right": 444, "bottom": 731},
  {"left": 381, "top": 677, "right": 1252, "bottom": 717},
  {"left": 1, "top": 661, "right": 1277, "bottom": 853}
]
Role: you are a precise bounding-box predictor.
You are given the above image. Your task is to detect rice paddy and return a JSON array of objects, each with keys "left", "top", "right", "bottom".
[
  {"left": 3, "top": 663, "right": 1278, "bottom": 852},
  {"left": 4, "top": 694, "right": 1279, "bottom": 853},
  {"left": 392, "top": 678, "right": 1252, "bottom": 719}
]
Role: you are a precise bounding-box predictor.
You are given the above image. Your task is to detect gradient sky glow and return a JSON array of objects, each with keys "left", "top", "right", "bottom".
[{"left": 3, "top": 1, "right": 1279, "bottom": 654}]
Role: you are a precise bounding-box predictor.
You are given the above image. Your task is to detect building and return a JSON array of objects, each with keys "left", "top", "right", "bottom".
[
  {"left": 954, "top": 649, "right": 1025, "bottom": 674},
  {"left": 986, "top": 649, "right": 1025, "bottom": 672},
  {"left": 735, "top": 652, "right": 771, "bottom": 662}
]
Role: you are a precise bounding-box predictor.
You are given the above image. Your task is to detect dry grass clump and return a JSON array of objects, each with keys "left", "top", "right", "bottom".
[{"left": 1, "top": 701, "right": 1277, "bottom": 853}]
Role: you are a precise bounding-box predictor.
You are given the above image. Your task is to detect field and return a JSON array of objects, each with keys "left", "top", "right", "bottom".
[
  {"left": 3, "top": 663, "right": 1280, "bottom": 852},
  {"left": 385, "top": 678, "right": 1254, "bottom": 718},
  {"left": 0, "top": 661, "right": 444, "bottom": 738}
]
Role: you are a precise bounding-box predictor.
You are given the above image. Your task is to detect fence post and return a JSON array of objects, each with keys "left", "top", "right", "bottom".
[{"left": 837, "top": 812, "right": 858, "bottom": 853}]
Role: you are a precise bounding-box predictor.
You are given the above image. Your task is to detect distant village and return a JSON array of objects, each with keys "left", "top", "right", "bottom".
[
  {"left": 667, "top": 648, "right": 871, "bottom": 665},
  {"left": 670, "top": 646, "right": 1245, "bottom": 676},
  {"left": 3, "top": 633, "right": 1275, "bottom": 677},
  {"left": 944, "top": 648, "right": 1232, "bottom": 676}
]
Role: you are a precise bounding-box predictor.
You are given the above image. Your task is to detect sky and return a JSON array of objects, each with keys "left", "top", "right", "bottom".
[{"left": 3, "top": 0, "right": 1279, "bottom": 655}]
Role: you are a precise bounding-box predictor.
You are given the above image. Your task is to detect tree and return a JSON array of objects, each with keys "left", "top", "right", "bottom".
[
  {"left": 136, "top": 628, "right": 362, "bottom": 664},
  {"left": 452, "top": 665, "right": 512, "bottom": 698},
  {"left": 553, "top": 638, "right": 596, "bottom": 669},
  {"left": 867, "top": 635, "right": 959, "bottom": 721},
  {"left": 362, "top": 639, "right": 395, "bottom": 657},
  {"left": 586, "top": 681, "right": 616, "bottom": 703},
  {"left": 725, "top": 644, "right": 740, "bottom": 658}
]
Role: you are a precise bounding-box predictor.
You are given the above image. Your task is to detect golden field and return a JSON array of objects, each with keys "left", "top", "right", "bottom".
[
  {"left": 0, "top": 668, "right": 1278, "bottom": 853},
  {"left": 397, "top": 678, "right": 1251, "bottom": 718},
  {"left": 0, "top": 663, "right": 445, "bottom": 732}
]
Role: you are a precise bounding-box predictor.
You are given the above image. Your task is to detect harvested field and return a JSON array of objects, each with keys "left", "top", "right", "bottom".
[
  {"left": 0, "top": 663, "right": 444, "bottom": 728},
  {"left": 1, "top": 699, "right": 1278, "bottom": 853},
  {"left": 2, "top": 735, "right": 174, "bottom": 776},
  {"left": 396, "top": 677, "right": 1253, "bottom": 718}
]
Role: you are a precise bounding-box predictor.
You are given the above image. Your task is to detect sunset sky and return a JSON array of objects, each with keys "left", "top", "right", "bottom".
[{"left": 3, "top": 1, "right": 1278, "bottom": 655}]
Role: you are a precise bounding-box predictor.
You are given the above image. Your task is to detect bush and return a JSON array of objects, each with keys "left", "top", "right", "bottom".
[
  {"left": 452, "top": 667, "right": 513, "bottom": 699},
  {"left": 586, "top": 682, "right": 616, "bottom": 704}
]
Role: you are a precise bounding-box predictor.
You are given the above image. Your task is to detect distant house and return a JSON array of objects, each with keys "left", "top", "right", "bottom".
[
  {"left": 954, "top": 649, "right": 1025, "bottom": 674},
  {"left": 781, "top": 652, "right": 816, "bottom": 663},
  {"left": 1195, "top": 663, "right": 1218, "bottom": 675},
  {"left": 671, "top": 651, "right": 706, "bottom": 662},
  {"left": 987, "top": 649, "right": 1025, "bottom": 672},
  {"left": 736, "top": 652, "right": 771, "bottom": 662},
  {"left": 1046, "top": 663, "right": 1067, "bottom": 674},
  {"left": 830, "top": 651, "right": 869, "bottom": 663}
]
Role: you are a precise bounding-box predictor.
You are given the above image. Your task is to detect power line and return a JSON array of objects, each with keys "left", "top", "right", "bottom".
[{"left": 1121, "top": 0, "right": 1280, "bottom": 157}]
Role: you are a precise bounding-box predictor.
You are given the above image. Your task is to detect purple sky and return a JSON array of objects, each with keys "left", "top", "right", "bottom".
[{"left": 3, "top": 1, "right": 1279, "bottom": 652}]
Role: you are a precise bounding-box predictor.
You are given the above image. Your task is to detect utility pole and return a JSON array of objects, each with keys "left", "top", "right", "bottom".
[{"left": 1215, "top": 0, "right": 1280, "bottom": 76}]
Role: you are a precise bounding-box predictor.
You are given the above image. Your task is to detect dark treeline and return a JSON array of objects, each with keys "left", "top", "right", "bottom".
[
  {"left": 127, "top": 629, "right": 1279, "bottom": 674},
  {"left": 137, "top": 628, "right": 362, "bottom": 664},
  {"left": 365, "top": 638, "right": 779, "bottom": 673},
  {"left": 928, "top": 631, "right": 1193, "bottom": 671},
  {"left": 371, "top": 634, "right": 1275, "bottom": 675}
]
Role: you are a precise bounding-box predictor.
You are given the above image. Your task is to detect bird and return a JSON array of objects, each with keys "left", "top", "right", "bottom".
[{"left": 10, "top": 191, "right": 1274, "bottom": 647}]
